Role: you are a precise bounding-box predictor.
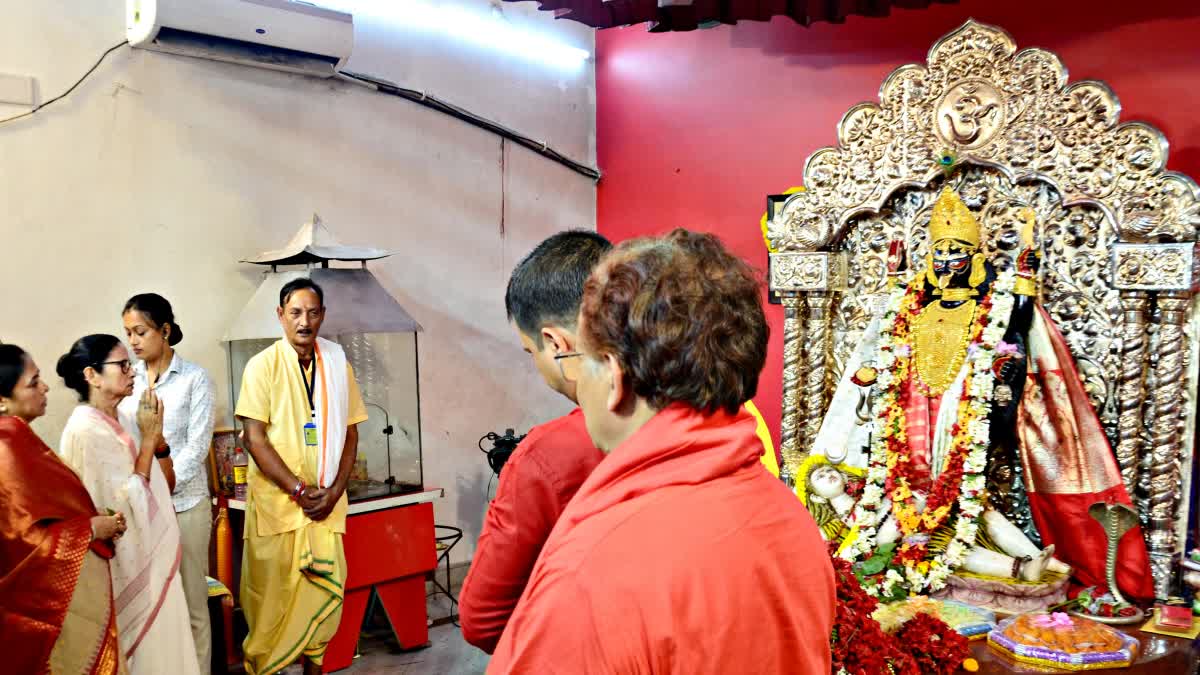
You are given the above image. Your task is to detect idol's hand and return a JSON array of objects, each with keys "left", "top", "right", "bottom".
[
  {"left": 997, "top": 355, "right": 1024, "bottom": 383},
  {"left": 1016, "top": 246, "right": 1040, "bottom": 276},
  {"left": 992, "top": 345, "right": 1025, "bottom": 384},
  {"left": 886, "top": 239, "right": 908, "bottom": 275}
]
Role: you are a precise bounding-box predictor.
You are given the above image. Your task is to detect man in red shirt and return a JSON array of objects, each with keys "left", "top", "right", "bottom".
[
  {"left": 489, "top": 229, "right": 835, "bottom": 673},
  {"left": 458, "top": 230, "right": 610, "bottom": 654}
]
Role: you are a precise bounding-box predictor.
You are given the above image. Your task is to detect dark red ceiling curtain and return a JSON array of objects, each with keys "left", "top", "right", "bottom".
[{"left": 514, "top": 0, "right": 958, "bottom": 32}]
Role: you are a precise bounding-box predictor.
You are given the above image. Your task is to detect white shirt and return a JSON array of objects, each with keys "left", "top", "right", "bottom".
[{"left": 119, "top": 352, "right": 216, "bottom": 513}]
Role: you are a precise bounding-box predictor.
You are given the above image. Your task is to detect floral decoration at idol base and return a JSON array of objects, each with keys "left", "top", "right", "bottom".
[
  {"left": 802, "top": 453, "right": 1066, "bottom": 609},
  {"left": 829, "top": 548, "right": 975, "bottom": 675}
]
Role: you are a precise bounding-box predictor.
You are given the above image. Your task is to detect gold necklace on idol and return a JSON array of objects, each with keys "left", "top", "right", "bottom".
[{"left": 912, "top": 297, "right": 977, "bottom": 396}]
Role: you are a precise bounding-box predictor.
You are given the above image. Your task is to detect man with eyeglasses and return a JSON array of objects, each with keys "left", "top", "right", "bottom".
[
  {"left": 461, "top": 230, "right": 786, "bottom": 654},
  {"left": 489, "top": 229, "right": 834, "bottom": 673},
  {"left": 458, "top": 230, "right": 610, "bottom": 654}
]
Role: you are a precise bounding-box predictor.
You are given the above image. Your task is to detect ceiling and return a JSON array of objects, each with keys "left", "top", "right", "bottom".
[{"left": 506, "top": 0, "right": 959, "bottom": 33}]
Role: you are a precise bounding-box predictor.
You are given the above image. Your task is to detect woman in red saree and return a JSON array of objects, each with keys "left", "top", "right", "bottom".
[{"left": 0, "top": 343, "right": 127, "bottom": 674}]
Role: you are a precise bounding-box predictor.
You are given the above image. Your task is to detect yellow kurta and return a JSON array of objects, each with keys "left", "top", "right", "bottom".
[
  {"left": 745, "top": 400, "right": 779, "bottom": 478},
  {"left": 235, "top": 339, "right": 368, "bottom": 674}
]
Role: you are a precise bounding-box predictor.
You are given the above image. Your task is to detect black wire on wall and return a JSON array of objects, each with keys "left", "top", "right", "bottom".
[
  {"left": 0, "top": 41, "right": 602, "bottom": 182},
  {"left": 337, "top": 70, "right": 600, "bottom": 181},
  {"left": 0, "top": 41, "right": 129, "bottom": 127}
]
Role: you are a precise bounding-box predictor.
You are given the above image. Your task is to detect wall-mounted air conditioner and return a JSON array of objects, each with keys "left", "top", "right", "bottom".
[{"left": 126, "top": 0, "right": 353, "bottom": 78}]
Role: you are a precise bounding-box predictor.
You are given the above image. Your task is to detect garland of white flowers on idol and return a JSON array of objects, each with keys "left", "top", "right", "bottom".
[{"left": 840, "top": 268, "right": 1017, "bottom": 597}]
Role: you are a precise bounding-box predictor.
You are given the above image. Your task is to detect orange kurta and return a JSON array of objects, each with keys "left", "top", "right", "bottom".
[
  {"left": 489, "top": 403, "right": 835, "bottom": 673},
  {"left": 459, "top": 408, "right": 604, "bottom": 654}
]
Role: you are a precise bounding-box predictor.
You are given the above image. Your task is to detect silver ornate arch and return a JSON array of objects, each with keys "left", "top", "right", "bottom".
[{"left": 766, "top": 19, "right": 1200, "bottom": 599}]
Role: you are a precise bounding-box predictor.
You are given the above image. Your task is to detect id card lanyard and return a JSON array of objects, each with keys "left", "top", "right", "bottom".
[{"left": 300, "top": 358, "right": 319, "bottom": 448}]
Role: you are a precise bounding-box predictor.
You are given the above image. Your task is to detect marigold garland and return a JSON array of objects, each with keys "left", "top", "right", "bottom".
[
  {"left": 888, "top": 289, "right": 991, "bottom": 551},
  {"left": 841, "top": 269, "right": 1017, "bottom": 596}
]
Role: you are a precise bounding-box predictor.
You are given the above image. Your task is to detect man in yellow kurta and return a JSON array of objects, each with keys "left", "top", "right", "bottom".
[
  {"left": 745, "top": 400, "right": 780, "bottom": 477},
  {"left": 236, "top": 278, "right": 368, "bottom": 675}
]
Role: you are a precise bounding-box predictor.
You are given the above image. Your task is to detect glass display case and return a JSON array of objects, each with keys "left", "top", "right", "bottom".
[
  {"left": 226, "top": 330, "right": 423, "bottom": 500},
  {"left": 222, "top": 215, "right": 425, "bottom": 501}
]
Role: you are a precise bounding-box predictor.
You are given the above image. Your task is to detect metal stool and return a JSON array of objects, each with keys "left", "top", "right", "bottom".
[{"left": 428, "top": 525, "right": 463, "bottom": 625}]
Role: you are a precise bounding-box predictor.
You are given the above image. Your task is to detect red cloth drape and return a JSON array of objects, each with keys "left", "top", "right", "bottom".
[{"left": 1018, "top": 307, "right": 1154, "bottom": 599}]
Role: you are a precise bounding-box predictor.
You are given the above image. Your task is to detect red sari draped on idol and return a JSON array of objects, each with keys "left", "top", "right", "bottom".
[
  {"left": 1017, "top": 307, "right": 1153, "bottom": 598},
  {"left": 904, "top": 306, "right": 1153, "bottom": 599},
  {"left": 0, "top": 415, "right": 124, "bottom": 675}
]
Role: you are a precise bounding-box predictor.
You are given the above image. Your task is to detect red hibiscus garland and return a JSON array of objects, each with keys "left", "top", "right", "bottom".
[
  {"left": 892, "top": 612, "right": 969, "bottom": 675},
  {"left": 829, "top": 549, "right": 969, "bottom": 675}
]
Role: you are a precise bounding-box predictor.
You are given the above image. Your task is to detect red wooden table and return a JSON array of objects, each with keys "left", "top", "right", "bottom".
[
  {"left": 323, "top": 491, "right": 441, "bottom": 671},
  {"left": 214, "top": 488, "right": 443, "bottom": 673}
]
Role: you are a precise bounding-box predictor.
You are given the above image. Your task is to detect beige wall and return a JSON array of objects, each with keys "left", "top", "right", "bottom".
[{"left": 0, "top": 0, "right": 594, "bottom": 561}]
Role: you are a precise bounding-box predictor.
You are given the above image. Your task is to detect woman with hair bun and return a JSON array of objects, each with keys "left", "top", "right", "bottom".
[
  {"left": 0, "top": 342, "right": 127, "bottom": 674},
  {"left": 118, "top": 293, "right": 215, "bottom": 673},
  {"left": 57, "top": 334, "right": 200, "bottom": 675}
]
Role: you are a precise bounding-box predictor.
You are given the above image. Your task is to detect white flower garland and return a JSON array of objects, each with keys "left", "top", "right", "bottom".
[{"left": 841, "top": 270, "right": 1017, "bottom": 596}]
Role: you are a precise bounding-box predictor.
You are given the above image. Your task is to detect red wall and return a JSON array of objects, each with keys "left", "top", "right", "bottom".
[{"left": 595, "top": 0, "right": 1200, "bottom": 449}]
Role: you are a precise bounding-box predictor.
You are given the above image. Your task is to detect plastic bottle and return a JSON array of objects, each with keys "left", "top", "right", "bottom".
[{"left": 233, "top": 446, "right": 249, "bottom": 501}]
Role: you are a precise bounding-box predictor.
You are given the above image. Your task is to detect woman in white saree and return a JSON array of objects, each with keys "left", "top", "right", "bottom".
[{"left": 56, "top": 334, "right": 201, "bottom": 675}]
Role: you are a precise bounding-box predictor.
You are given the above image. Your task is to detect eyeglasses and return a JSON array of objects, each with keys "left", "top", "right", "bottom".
[
  {"left": 96, "top": 359, "right": 132, "bottom": 374},
  {"left": 554, "top": 352, "right": 583, "bottom": 383}
]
